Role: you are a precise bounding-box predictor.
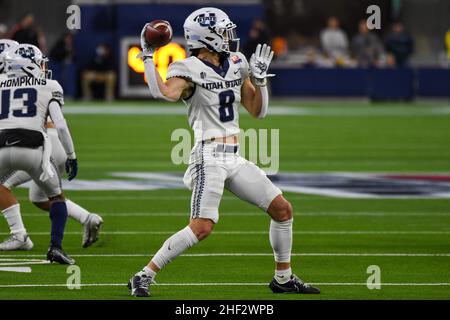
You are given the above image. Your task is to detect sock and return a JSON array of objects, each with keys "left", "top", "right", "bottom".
[
  {"left": 2, "top": 204, "right": 26, "bottom": 235},
  {"left": 275, "top": 267, "right": 292, "bottom": 284},
  {"left": 141, "top": 266, "right": 157, "bottom": 279},
  {"left": 150, "top": 226, "right": 199, "bottom": 271},
  {"left": 49, "top": 201, "right": 68, "bottom": 248},
  {"left": 66, "top": 199, "right": 90, "bottom": 225},
  {"left": 269, "top": 218, "right": 293, "bottom": 264}
]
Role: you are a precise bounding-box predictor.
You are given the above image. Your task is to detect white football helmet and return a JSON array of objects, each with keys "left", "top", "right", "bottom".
[
  {"left": 0, "top": 39, "right": 19, "bottom": 74},
  {"left": 183, "top": 7, "right": 239, "bottom": 54},
  {"left": 4, "top": 43, "right": 50, "bottom": 79}
]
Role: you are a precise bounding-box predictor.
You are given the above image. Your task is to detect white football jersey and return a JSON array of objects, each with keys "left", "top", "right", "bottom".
[
  {"left": 167, "top": 52, "right": 249, "bottom": 142},
  {"left": 0, "top": 74, "right": 64, "bottom": 133}
]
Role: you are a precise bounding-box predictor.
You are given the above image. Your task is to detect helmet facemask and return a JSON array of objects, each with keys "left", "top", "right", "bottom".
[
  {"left": 40, "top": 57, "right": 52, "bottom": 79},
  {"left": 222, "top": 23, "right": 240, "bottom": 52},
  {"left": 211, "top": 21, "right": 240, "bottom": 53}
]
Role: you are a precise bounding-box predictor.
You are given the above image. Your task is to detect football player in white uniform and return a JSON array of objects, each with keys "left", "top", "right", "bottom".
[
  {"left": 0, "top": 44, "right": 78, "bottom": 264},
  {"left": 0, "top": 40, "right": 19, "bottom": 74},
  {"left": 128, "top": 8, "right": 320, "bottom": 296},
  {"left": 0, "top": 40, "right": 103, "bottom": 251}
]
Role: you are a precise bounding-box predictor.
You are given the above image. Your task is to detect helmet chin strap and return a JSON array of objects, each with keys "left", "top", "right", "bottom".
[
  {"left": 198, "top": 40, "right": 217, "bottom": 52},
  {"left": 197, "top": 40, "right": 230, "bottom": 61}
]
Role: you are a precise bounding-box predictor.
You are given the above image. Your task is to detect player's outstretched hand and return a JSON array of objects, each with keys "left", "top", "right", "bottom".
[
  {"left": 65, "top": 158, "right": 78, "bottom": 181},
  {"left": 249, "top": 43, "right": 275, "bottom": 86},
  {"left": 138, "top": 23, "right": 155, "bottom": 59}
]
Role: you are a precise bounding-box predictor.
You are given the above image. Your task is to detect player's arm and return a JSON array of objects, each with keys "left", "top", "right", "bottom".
[
  {"left": 139, "top": 24, "right": 192, "bottom": 101},
  {"left": 143, "top": 59, "right": 192, "bottom": 101},
  {"left": 241, "top": 78, "right": 266, "bottom": 118},
  {"left": 48, "top": 101, "right": 77, "bottom": 180},
  {"left": 241, "top": 44, "right": 274, "bottom": 119}
]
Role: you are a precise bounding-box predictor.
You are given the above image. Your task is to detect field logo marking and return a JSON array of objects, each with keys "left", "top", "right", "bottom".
[
  {"left": 0, "top": 258, "right": 49, "bottom": 273},
  {"left": 66, "top": 265, "right": 81, "bottom": 290},
  {"left": 367, "top": 265, "right": 381, "bottom": 289},
  {"left": 16, "top": 172, "right": 450, "bottom": 198},
  {"left": 0, "top": 267, "right": 32, "bottom": 273}
]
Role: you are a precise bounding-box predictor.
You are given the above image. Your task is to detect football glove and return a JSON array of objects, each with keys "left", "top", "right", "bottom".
[
  {"left": 138, "top": 23, "right": 155, "bottom": 60},
  {"left": 249, "top": 43, "right": 275, "bottom": 86},
  {"left": 65, "top": 158, "right": 78, "bottom": 181}
]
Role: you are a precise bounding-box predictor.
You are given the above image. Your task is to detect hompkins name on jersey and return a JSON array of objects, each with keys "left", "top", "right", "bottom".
[
  {"left": 167, "top": 52, "right": 249, "bottom": 142},
  {"left": 0, "top": 74, "right": 64, "bottom": 133}
]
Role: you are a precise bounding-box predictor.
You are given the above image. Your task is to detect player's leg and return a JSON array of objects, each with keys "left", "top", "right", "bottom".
[
  {"left": 144, "top": 217, "right": 214, "bottom": 273},
  {"left": 225, "top": 160, "right": 320, "bottom": 294},
  {"left": 128, "top": 161, "right": 226, "bottom": 297},
  {"left": 24, "top": 152, "right": 75, "bottom": 264},
  {"left": 30, "top": 183, "right": 103, "bottom": 248},
  {"left": 31, "top": 131, "right": 103, "bottom": 248},
  {"left": 0, "top": 171, "right": 34, "bottom": 250}
]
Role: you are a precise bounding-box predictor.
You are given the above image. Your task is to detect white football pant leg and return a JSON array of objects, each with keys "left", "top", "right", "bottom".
[
  {"left": 0, "top": 147, "right": 61, "bottom": 199},
  {"left": 28, "top": 129, "right": 66, "bottom": 203},
  {"left": 225, "top": 159, "right": 282, "bottom": 212}
]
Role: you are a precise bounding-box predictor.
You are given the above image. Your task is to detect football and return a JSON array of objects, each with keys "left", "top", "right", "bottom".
[{"left": 144, "top": 20, "right": 173, "bottom": 48}]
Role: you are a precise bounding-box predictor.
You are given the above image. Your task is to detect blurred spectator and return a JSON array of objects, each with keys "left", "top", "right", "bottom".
[
  {"left": 272, "top": 36, "right": 288, "bottom": 59},
  {"left": 49, "top": 32, "right": 76, "bottom": 99},
  {"left": 8, "top": 13, "right": 46, "bottom": 53},
  {"left": 384, "top": 53, "right": 397, "bottom": 68},
  {"left": 242, "top": 19, "right": 270, "bottom": 59},
  {"left": 0, "top": 23, "right": 7, "bottom": 38},
  {"left": 385, "top": 22, "right": 414, "bottom": 67},
  {"left": 81, "top": 43, "right": 116, "bottom": 101},
  {"left": 320, "top": 17, "right": 349, "bottom": 64},
  {"left": 301, "top": 47, "right": 334, "bottom": 68},
  {"left": 351, "top": 20, "right": 384, "bottom": 67}
]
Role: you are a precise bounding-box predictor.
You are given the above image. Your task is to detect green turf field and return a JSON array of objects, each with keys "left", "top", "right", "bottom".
[{"left": 1, "top": 99, "right": 449, "bottom": 299}]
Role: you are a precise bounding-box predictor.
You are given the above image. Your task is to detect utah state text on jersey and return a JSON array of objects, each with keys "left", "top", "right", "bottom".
[{"left": 201, "top": 78, "right": 243, "bottom": 90}]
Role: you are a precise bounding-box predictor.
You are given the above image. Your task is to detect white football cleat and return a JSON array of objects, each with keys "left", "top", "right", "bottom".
[
  {"left": 82, "top": 213, "right": 103, "bottom": 248},
  {"left": 0, "top": 233, "right": 34, "bottom": 251}
]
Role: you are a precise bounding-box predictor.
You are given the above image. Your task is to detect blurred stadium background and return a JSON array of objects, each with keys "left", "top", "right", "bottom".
[
  {"left": 0, "top": 0, "right": 449, "bottom": 100},
  {"left": 0, "top": 0, "right": 449, "bottom": 300}
]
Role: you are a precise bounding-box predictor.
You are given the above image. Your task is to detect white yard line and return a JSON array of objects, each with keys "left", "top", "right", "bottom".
[
  {"left": 1, "top": 253, "right": 449, "bottom": 258},
  {"left": 19, "top": 211, "right": 450, "bottom": 217},
  {"left": 63, "top": 105, "right": 450, "bottom": 117},
  {"left": 0, "top": 267, "right": 32, "bottom": 273},
  {"left": 1, "top": 282, "right": 450, "bottom": 288},
  {"left": 1, "top": 230, "right": 448, "bottom": 236},
  {"left": 0, "top": 261, "right": 50, "bottom": 266},
  {"left": 16, "top": 195, "right": 424, "bottom": 201}
]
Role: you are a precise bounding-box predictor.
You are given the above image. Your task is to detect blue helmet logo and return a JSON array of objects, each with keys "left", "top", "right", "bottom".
[
  {"left": 17, "top": 46, "right": 36, "bottom": 59},
  {"left": 196, "top": 13, "right": 216, "bottom": 27}
]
